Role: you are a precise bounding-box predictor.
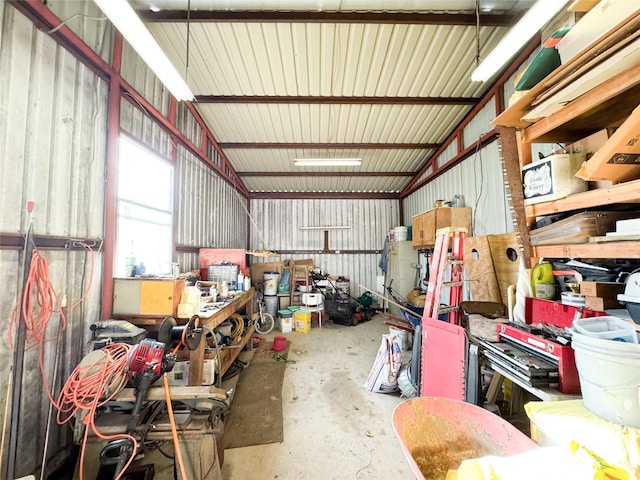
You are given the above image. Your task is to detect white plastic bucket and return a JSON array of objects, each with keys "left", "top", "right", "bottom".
[
  {"left": 263, "top": 272, "right": 280, "bottom": 296},
  {"left": 264, "top": 295, "right": 279, "bottom": 316},
  {"left": 394, "top": 226, "right": 408, "bottom": 242},
  {"left": 572, "top": 329, "right": 640, "bottom": 428},
  {"left": 389, "top": 326, "right": 410, "bottom": 351}
]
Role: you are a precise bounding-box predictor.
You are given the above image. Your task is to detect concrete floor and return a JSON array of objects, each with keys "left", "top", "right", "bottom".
[{"left": 221, "top": 314, "right": 416, "bottom": 480}]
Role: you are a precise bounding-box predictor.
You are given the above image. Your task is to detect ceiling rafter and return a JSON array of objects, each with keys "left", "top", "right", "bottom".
[
  {"left": 238, "top": 171, "right": 414, "bottom": 177},
  {"left": 139, "top": 10, "right": 516, "bottom": 26},
  {"left": 195, "top": 95, "right": 479, "bottom": 105},
  {"left": 219, "top": 142, "right": 440, "bottom": 149},
  {"left": 249, "top": 191, "right": 399, "bottom": 200}
]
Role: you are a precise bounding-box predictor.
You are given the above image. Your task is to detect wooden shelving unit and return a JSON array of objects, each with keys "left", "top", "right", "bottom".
[
  {"left": 494, "top": 34, "right": 640, "bottom": 265},
  {"left": 189, "top": 288, "right": 255, "bottom": 385}
]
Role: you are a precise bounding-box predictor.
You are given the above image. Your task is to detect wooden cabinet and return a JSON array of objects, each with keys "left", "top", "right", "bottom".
[
  {"left": 112, "top": 278, "right": 184, "bottom": 317},
  {"left": 494, "top": 30, "right": 640, "bottom": 265},
  {"left": 412, "top": 207, "right": 472, "bottom": 249}
]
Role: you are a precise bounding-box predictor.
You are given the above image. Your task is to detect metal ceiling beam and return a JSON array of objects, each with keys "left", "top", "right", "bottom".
[
  {"left": 238, "top": 171, "right": 414, "bottom": 177},
  {"left": 250, "top": 191, "right": 399, "bottom": 199},
  {"left": 139, "top": 10, "right": 516, "bottom": 26},
  {"left": 219, "top": 142, "right": 440, "bottom": 149},
  {"left": 196, "top": 95, "right": 479, "bottom": 105}
]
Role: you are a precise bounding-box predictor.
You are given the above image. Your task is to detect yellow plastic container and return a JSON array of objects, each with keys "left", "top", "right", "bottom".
[
  {"left": 531, "top": 262, "right": 556, "bottom": 300},
  {"left": 294, "top": 309, "right": 311, "bottom": 333}
]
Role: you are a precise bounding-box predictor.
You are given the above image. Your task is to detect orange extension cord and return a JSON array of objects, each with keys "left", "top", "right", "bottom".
[
  {"left": 8, "top": 244, "right": 95, "bottom": 408},
  {"left": 163, "top": 373, "right": 189, "bottom": 480},
  {"left": 56, "top": 343, "right": 135, "bottom": 480},
  {"left": 10, "top": 245, "right": 190, "bottom": 478}
]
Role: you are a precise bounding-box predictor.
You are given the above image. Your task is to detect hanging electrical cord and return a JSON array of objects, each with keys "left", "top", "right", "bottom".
[
  {"left": 8, "top": 242, "right": 96, "bottom": 409},
  {"left": 475, "top": 0, "right": 481, "bottom": 65},
  {"left": 46, "top": 13, "right": 106, "bottom": 34},
  {"left": 185, "top": 0, "right": 191, "bottom": 82},
  {"left": 56, "top": 343, "right": 134, "bottom": 480}
]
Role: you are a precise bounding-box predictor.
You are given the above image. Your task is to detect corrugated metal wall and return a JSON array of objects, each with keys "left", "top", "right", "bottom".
[
  {"left": 249, "top": 198, "right": 398, "bottom": 295},
  {"left": 403, "top": 140, "right": 514, "bottom": 237},
  {"left": 0, "top": 5, "right": 107, "bottom": 476},
  {"left": 0, "top": 4, "right": 250, "bottom": 477},
  {"left": 174, "top": 145, "right": 248, "bottom": 271}
]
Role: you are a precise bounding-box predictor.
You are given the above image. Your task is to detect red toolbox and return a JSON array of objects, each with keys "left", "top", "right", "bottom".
[{"left": 525, "top": 297, "right": 605, "bottom": 328}]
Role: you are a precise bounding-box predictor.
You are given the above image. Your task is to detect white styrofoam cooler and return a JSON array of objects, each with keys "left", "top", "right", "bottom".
[{"left": 522, "top": 153, "right": 587, "bottom": 205}]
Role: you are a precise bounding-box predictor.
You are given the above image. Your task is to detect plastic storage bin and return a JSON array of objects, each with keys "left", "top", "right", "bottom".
[{"left": 573, "top": 316, "right": 638, "bottom": 343}]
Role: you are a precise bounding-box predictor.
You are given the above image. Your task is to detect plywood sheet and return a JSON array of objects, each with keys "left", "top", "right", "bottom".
[
  {"left": 465, "top": 236, "right": 502, "bottom": 303},
  {"left": 488, "top": 233, "right": 521, "bottom": 306},
  {"left": 576, "top": 104, "right": 640, "bottom": 182}
]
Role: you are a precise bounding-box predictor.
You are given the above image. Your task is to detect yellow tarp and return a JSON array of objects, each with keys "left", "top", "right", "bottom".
[{"left": 446, "top": 400, "right": 640, "bottom": 480}]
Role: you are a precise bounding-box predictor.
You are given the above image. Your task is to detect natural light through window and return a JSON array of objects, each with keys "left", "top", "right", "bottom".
[{"left": 116, "top": 135, "right": 173, "bottom": 277}]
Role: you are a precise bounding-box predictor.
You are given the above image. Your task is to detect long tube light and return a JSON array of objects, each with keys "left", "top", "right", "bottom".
[
  {"left": 471, "top": 0, "right": 569, "bottom": 82},
  {"left": 93, "top": 0, "right": 194, "bottom": 101},
  {"left": 294, "top": 159, "right": 362, "bottom": 166}
]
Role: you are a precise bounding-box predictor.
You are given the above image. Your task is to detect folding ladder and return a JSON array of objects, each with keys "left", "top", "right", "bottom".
[{"left": 421, "top": 227, "right": 466, "bottom": 325}]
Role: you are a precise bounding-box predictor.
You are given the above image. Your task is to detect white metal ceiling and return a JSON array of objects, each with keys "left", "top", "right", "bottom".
[{"left": 133, "top": 0, "right": 537, "bottom": 195}]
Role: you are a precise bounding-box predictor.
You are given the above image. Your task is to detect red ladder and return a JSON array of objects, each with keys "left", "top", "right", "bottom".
[{"left": 421, "top": 227, "right": 466, "bottom": 325}]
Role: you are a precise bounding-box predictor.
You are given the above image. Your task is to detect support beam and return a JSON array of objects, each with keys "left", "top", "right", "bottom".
[
  {"left": 238, "top": 171, "right": 414, "bottom": 177},
  {"left": 196, "top": 95, "right": 479, "bottom": 105},
  {"left": 139, "top": 10, "right": 517, "bottom": 26},
  {"left": 250, "top": 192, "right": 399, "bottom": 200},
  {"left": 496, "top": 126, "right": 532, "bottom": 269},
  {"left": 219, "top": 142, "right": 439, "bottom": 149}
]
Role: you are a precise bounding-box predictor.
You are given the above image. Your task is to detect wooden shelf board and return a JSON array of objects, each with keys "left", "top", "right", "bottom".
[
  {"left": 524, "top": 179, "right": 640, "bottom": 217},
  {"left": 532, "top": 241, "right": 640, "bottom": 259},
  {"left": 218, "top": 324, "right": 255, "bottom": 375},
  {"left": 494, "top": 12, "right": 640, "bottom": 131},
  {"left": 522, "top": 65, "right": 640, "bottom": 144}
]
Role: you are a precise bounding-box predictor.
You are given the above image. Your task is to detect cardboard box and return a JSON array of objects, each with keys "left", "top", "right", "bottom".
[
  {"left": 165, "top": 360, "right": 216, "bottom": 386},
  {"left": 522, "top": 153, "right": 587, "bottom": 204},
  {"left": 579, "top": 281, "right": 625, "bottom": 298},
  {"left": 584, "top": 296, "right": 624, "bottom": 312},
  {"left": 576, "top": 105, "right": 640, "bottom": 182}
]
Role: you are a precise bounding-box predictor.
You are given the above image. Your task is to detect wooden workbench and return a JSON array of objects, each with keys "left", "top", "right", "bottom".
[{"left": 189, "top": 288, "right": 255, "bottom": 385}]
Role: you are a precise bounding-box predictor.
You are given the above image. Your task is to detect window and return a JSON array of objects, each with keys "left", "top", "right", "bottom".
[{"left": 116, "top": 135, "right": 173, "bottom": 277}]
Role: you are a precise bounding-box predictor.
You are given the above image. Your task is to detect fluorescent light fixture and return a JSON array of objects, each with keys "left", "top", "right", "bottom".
[
  {"left": 294, "top": 159, "right": 362, "bottom": 167},
  {"left": 93, "top": 0, "right": 194, "bottom": 101},
  {"left": 471, "top": 0, "right": 569, "bottom": 82}
]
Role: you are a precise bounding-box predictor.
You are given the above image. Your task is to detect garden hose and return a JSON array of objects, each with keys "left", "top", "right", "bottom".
[{"left": 227, "top": 313, "right": 244, "bottom": 339}]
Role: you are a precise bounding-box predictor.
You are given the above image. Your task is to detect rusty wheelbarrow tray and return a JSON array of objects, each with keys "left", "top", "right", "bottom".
[{"left": 392, "top": 397, "right": 538, "bottom": 480}]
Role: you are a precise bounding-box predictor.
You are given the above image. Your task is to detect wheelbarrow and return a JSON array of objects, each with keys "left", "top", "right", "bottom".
[{"left": 392, "top": 397, "right": 537, "bottom": 480}]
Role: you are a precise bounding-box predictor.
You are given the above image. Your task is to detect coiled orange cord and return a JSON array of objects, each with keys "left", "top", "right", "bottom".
[
  {"left": 8, "top": 243, "right": 95, "bottom": 408},
  {"left": 57, "top": 343, "right": 135, "bottom": 480}
]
